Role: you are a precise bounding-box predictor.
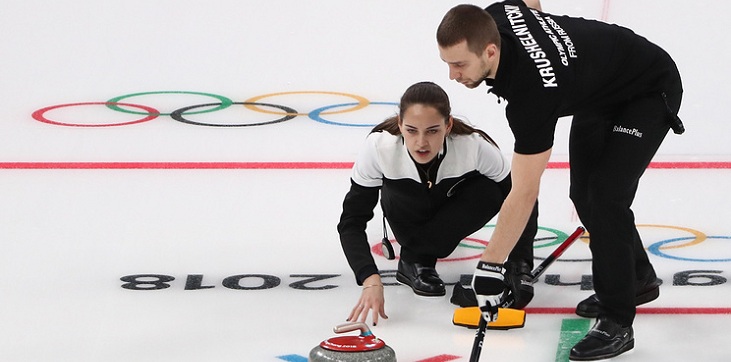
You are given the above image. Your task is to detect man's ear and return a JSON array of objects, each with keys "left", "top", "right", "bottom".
[{"left": 485, "top": 43, "right": 498, "bottom": 60}]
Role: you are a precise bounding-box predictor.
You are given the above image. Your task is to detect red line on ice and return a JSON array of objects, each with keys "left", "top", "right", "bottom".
[{"left": 1, "top": 161, "right": 730, "bottom": 170}]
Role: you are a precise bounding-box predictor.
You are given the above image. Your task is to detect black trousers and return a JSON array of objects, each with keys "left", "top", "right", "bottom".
[
  {"left": 385, "top": 175, "right": 538, "bottom": 269},
  {"left": 569, "top": 90, "right": 682, "bottom": 326}
]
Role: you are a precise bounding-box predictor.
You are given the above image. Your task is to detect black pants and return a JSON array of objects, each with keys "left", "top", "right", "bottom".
[
  {"left": 569, "top": 91, "right": 682, "bottom": 326},
  {"left": 385, "top": 175, "right": 537, "bottom": 268}
]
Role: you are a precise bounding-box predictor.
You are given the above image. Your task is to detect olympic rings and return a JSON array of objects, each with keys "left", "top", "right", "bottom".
[
  {"left": 648, "top": 236, "right": 731, "bottom": 262},
  {"left": 445, "top": 238, "right": 490, "bottom": 261},
  {"left": 473, "top": 224, "right": 723, "bottom": 263},
  {"left": 34, "top": 90, "right": 396, "bottom": 128},
  {"left": 243, "top": 91, "right": 370, "bottom": 117},
  {"left": 471, "top": 224, "right": 569, "bottom": 250},
  {"left": 371, "top": 226, "right": 580, "bottom": 263},
  {"left": 371, "top": 237, "right": 489, "bottom": 262},
  {"left": 576, "top": 224, "right": 707, "bottom": 250},
  {"left": 637, "top": 224, "right": 707, "bottom": 250},
  {"left": 531, "top": 226, "right": 570, "bottom": 249},
  {"left": 170, "top": 102, "right": 298, "bottom": 127},
  {"left": 370, "top": 224, "right": 729, "bottom": 263},
  {"left": 309, "top": 102, "right": 398, "bottom": 127},
  {"left": 32, "top": 102, "right": 160, "bottom": 127},
  {"left": 107, "top": 91, "right": 233, "bottom": 116},
  {"left": 558, "top": 224, "right": 721, "bottom": 263}
]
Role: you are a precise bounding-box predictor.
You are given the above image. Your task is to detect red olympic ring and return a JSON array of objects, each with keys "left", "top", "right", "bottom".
[
  {"left": 32, "top": 102, "right": 160, "bottom": 127},
  {"left": 370, "top": 238, "right": 489, "bottom": 262}
]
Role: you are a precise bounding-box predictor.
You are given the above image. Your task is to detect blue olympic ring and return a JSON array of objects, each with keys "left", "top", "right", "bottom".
[
  {"left": 308, "top": 102, "right": 398, "bottom": 127},
  {"left": 647, "top": 236, "right": 731, "bottom": 262}
]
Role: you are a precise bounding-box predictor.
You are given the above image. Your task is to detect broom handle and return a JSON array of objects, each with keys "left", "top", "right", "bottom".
[
  {"left": 468, "top": 226, "right": 585, "bottom": 362},
  {"left": 531, "top": 226, "right": 585, "bottom": 281},
  {"left": 469, "top": 317, "right": 488, "bottom": 362}
]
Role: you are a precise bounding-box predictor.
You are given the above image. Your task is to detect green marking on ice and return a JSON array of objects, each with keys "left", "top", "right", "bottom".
[{"left": 555, "top": 318, "right": 590, "bottom": 362}]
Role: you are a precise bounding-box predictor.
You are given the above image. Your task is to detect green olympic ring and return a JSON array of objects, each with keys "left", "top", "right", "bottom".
[
  {"left": 106, "top": 91, "right": 233, "bottom": 116},
  {"left": 458, "top": 224, "right": 569, "bottom": 250}
]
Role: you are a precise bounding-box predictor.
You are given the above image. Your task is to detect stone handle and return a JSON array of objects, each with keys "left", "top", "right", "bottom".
[{"left": 333, "top": 322, "right": 372, "bottom": 336}]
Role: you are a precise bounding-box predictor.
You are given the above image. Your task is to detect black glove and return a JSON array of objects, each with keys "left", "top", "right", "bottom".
[
  {"left": 471, "top": 261, "right": 509, "bottom": 322},
  {"left": 504, "top": 260, "right": 535, "bottom": 309}
]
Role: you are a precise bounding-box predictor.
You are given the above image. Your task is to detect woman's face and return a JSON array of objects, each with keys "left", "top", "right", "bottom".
[{"left": 398, "top": 104, "right": 452, "bottom": 164}]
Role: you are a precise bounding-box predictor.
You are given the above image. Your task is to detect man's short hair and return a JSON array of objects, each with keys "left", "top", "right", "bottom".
[{"left": 437, "top": 4, "right": 501, "bottom": 55}]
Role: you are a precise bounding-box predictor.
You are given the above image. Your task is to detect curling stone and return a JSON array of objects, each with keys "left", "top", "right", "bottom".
[{"left": 309, "top": 322, "right": 396, "bottom": 361}]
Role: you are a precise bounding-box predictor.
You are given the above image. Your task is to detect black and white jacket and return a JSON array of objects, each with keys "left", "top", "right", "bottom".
[{"left": 337, "top": 131, "right": 511, "bottom": 283}]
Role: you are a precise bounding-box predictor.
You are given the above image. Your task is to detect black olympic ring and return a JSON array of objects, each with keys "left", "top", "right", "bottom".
[{"left": 170, "top": 102, "right": 298, "bottom": 127}]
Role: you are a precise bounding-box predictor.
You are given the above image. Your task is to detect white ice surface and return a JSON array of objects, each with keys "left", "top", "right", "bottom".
[{"left": 1, "top": 1, "right": 730, "bottom": 361}]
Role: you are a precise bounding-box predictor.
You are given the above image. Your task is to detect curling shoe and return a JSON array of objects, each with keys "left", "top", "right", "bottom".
[
  {"left": 569, "top": 317, "right": 634, "bottom": 361},
  {"left": 576, "top": 277, "right": 661, "bottom": 318},
  {"left": 396, "top": 260, "right": 445, "bottom": 297}
]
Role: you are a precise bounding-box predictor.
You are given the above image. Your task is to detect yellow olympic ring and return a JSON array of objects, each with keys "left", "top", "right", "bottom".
[
  {"left": 637, "top": 224, "right": 707, "bottom": 250},
  {"left": 578, "top": 224, "right": 707, "bottom": 250},
  {"left": 243, "top": 91, "right": 370, "bottom": 117}
]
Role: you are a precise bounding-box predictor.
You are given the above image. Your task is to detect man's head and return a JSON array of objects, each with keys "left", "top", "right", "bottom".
[{"left": 437, "top": 4, "right": 501, "bottom": 88}]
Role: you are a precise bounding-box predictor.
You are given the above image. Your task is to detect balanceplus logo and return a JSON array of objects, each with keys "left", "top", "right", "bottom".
[{"left": 613, "top": 125, "right": 643, "bottom": 138}]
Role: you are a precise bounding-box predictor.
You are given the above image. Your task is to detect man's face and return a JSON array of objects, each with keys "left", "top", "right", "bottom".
[{"left": 439, "top": 40, "right": 492, "bottom": 89}]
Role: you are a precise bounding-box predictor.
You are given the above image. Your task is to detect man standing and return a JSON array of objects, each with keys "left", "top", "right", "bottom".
[{"left": 436, "top": 1, "right": 683, "bottom": 360}]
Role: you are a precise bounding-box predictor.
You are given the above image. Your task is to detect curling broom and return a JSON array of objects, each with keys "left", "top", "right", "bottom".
[{"left": 463, "top": 226, "right": 585, "bottom": 361}]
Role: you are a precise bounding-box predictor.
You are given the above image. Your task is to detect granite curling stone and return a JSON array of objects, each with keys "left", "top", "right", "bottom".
[{"left": 309, "top": 322, "right": 396, "bottom": 361}]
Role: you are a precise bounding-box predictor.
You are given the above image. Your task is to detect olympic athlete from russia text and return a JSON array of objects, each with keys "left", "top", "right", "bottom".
[
  {"left": 437, "top": 1, "right": 683, "bottom": 360},
  {"left": 337, "top": 81, "right": 538, "bottom": 326}
]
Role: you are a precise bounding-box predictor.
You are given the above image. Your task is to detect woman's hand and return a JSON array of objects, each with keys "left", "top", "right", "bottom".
[{"left": 347, "top": 274, "right": 388, "bottom": 326}]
